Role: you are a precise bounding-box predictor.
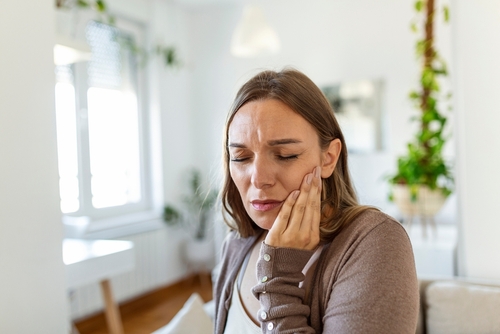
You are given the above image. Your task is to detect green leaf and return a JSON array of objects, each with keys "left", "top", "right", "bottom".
[
  {"left": 76, "top": 0, "right": 89, "bottom": 8},
  {"left": 409, "top": 91, "right": 420, "bottom": 100},
  {"left": 433, "top": 68, "right": 447, "bottom": 75},
  {"left": 410, "top": 22, "right": 418, "bottom": 33},
  {"left": 443, "top": 5, "right": 450, "bottom": 22},
  {"left": 415, "top": 40, "right": 427, "bottom": 57},
  {"left": 163, "top": 205, "right": 181, "bottom": 225},
  {"left": 421, "top": 67, "right": 435, "bottom": 89},
  {"left": 96, "top": 0, "right": 106, "bottom": 12},
  {"left": 415, "top": 0, "right": 424, "bottom": 12},
  {"left": 423, "top": 110, "right": 438, "bottom": 123}
]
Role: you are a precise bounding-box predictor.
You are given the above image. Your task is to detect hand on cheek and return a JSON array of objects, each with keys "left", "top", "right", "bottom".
[{"left": 265, "top": 166, "right": 322, "bottom": 251}]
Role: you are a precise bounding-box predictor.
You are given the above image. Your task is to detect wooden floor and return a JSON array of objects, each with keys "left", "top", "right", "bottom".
[{"left": 74, "top": 273, "right": 213, "bottom": 334}]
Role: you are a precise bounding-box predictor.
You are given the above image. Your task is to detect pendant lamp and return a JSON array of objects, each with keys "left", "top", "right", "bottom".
[{"left": 230, "top": 4, "right": 280, "bottom": 58}]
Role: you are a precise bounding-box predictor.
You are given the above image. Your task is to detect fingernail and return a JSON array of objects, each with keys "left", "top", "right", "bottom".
[
  {"left": 306, "top": 174, "right": 313, "bottom": 184},
  {"left": 292, "top": 190, "right": 300, "bottom": 200},
  {"left": 315, "top": 166, "right": 321, "bottom": 178}
]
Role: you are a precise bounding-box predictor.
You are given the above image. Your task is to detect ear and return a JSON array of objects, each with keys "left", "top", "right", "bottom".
[{"left": 320, "top": 139, "right": 342, "bottom": 178}]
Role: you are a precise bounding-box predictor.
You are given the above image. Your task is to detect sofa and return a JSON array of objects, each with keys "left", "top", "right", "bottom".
[
  {"left": 155, "top": 276, "right": 500, "bottom": 334},
  {"left": 417, "top": 277, "right": 500, "bottom": 334}
]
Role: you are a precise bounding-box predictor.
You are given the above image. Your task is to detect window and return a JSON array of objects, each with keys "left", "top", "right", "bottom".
[{"left": 55, "top": 20, "right": 151, "bottom": 221}]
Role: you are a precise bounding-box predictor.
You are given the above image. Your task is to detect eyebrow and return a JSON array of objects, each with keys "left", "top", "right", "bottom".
[
  {"left": 268, "top": 138, "right": 302, "bottom": 146},
  {"left": 228, "top": 138, "right": 302, "bottom": 148}
]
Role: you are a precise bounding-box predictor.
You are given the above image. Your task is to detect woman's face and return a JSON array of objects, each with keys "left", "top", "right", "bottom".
[{"left": 228, "top": 99, "right": 327, "bottom": 230}]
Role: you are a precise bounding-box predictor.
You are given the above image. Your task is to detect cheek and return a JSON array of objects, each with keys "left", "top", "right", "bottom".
[
  {"left": 284, "top": 161, "right": 320, "bottom": 190},
  {"left": 286, "top": 169, "right": 306, "bottom": 190},
  {"left": 277, "top": 142, "right": 323, "bottom": 189},
  {"left": 229, "top": 165, "right": 247, "bottom": 193}
]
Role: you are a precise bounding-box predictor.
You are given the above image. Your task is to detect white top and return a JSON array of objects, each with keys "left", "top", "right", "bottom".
[{"left": 224, "top": 279, "right": 262, "bottom": 334}]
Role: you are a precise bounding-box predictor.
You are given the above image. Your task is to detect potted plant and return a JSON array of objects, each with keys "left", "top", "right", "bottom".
[
  {"left": 388, "top": 0, "right": 453, "bottom": 232},
  {"left": 163, "top": 168, "right": 218, "bottom": 266}
]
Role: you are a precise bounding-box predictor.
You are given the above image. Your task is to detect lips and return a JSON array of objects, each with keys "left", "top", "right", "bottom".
[{"left": 251, "top": 200, "right": 283, "bottom": 212}]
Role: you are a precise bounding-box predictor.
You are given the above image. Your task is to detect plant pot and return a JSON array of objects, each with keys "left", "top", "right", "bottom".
[
  {"left": 393, "top": 184, "right": 447, "bottom": 217},
  {"left": 392, "top": 184, "right": 448, "bottom": 238}
]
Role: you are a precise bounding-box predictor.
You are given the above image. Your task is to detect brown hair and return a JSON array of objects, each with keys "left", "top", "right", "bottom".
[{"left": 221, "top": 68, "right": 377, "bottom": 241}]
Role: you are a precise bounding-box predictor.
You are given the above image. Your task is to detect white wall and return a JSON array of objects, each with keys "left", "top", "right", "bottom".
[
  {"left": 107, "top": 0, "right": 196, "bottom": 281},
  {"left": 184, "top": 0, "right": 453, "bottom": 214},
  {"left": 153, "top": 0, "right": 197, "bottom": 204},
  {"left": 0, "top": 0, "right": 68, "bottom": 332},
  {"left": 454, "top": 0, "right": 500, "bottom": 279},
  {"left": 0, "top": 0, "right": 198, "bottom": 323}
]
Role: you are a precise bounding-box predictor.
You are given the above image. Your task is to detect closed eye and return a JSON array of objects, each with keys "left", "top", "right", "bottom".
[
  {"left": 230, "top": 156, "right": 249, "bottom": 162},
  {"left": 277, "top": 155, "right": 299, "bottom": 161}
]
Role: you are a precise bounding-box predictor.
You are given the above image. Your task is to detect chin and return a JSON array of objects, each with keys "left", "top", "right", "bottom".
[
  {"left": 244, "top": 203, "right": 281, "bottom": 230},
  {"left": 255, "top": 221, "right": 274, "bottom": 231},
  {"left": 249, "top": 213, "right": 277, "bottom": 231}
]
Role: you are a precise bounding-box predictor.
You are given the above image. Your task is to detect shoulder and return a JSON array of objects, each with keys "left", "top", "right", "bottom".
[
  {"left": 351, "top": 208, "right": 401, "bottom": 229},
  {"left": 320, "top": 209, "right": 414, "bottom": 280},
  {"left": 316, "top": 210, "right": 419, "bottom": 333},
  {"left": 315, "top": 210, "right": 419, "bottom": 332},
  {"left": 337, "top": 209, "right": 408, "bottom": 247}
]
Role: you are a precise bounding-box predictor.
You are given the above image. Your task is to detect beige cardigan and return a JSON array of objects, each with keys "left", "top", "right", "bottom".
[{"left": 213, "top": 210, "right": 419, "bottom": 333}]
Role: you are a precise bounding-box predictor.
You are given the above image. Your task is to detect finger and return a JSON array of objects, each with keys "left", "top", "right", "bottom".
[
  {"left": 310, "top": 167, "right": 322, "bottom": 240},
  {"left": 298, "top": 167, "right": 321, "bottom": 232},
  {"left": 300, "top": 166, "right": 322, "bottom": 248},
  {"left": 266, "top": 190, "right": 300, "bottom": 246},
  {"left": 287, "top": 171, "right": 314, "bottom": 233}
]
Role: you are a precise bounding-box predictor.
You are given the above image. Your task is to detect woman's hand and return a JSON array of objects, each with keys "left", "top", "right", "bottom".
[{"left": 265, "top": 166, "right": 322, "bottom": 251}]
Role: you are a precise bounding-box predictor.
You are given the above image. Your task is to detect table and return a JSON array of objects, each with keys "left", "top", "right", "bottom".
[{"left": 63, "top": 239, "right": 135, "bottom": 334}]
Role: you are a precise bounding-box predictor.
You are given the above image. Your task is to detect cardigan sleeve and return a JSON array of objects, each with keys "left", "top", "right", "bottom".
[
  {"left": 251, "top": 220, "right": 419, "bottom": 334},
  {"left": 252, "top": 243, "right": 316, "bottom": 333},
  {"left": 321, "top": 221, "right": 419, "bottom": 333}
]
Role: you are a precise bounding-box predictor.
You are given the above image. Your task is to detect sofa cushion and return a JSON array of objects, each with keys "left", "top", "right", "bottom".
[
  {"left": 426, "top": 281, "right": 500, "bottom": 334},
  {"left": 152, "top": 293, "right": 213, "bottom": 334}
]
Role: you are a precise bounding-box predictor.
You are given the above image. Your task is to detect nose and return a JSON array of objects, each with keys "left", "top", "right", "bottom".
[{"left": 251, "top": 156, "right": 275, "bottom": 189}]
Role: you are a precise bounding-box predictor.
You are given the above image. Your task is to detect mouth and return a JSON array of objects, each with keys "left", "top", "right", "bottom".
[{"left": 251, "top": 200, "right": 283, "bottom": 212}]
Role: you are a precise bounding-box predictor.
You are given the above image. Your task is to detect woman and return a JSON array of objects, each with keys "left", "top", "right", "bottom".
[{"left": 214, "top": 68, "right": 419, "bottom": 333}]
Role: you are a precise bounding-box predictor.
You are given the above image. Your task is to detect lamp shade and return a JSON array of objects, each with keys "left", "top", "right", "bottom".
[{"left": 230, "top": 5, "right": 280, "bottom": 58}]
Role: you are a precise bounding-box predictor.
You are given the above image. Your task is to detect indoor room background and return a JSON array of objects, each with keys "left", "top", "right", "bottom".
[{"left": 1, "top": 0, "right": 500, "bottom": 332}]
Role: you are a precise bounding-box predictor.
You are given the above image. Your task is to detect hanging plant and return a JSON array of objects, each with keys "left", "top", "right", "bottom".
[
  {"left": 388, "top": 0, "right": 453, "bottom": 201},
  {"left": 55, "top": 0, "right": 181, "bottom": 68}
]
